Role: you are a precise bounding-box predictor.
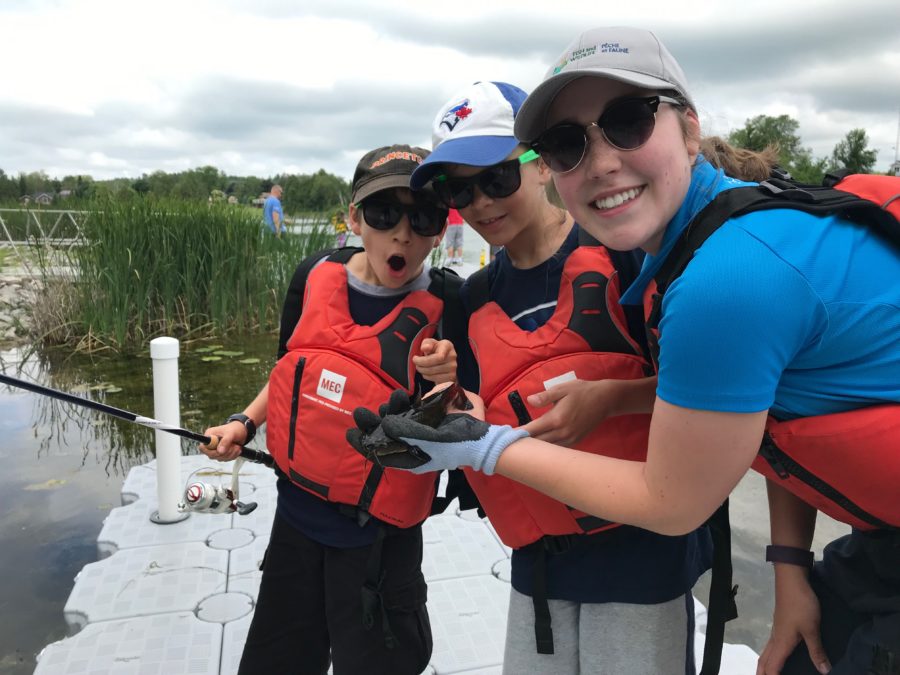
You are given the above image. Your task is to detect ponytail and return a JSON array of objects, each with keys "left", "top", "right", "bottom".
[{"left": 699, "top": 136, "right": 779, "bottom": 182}]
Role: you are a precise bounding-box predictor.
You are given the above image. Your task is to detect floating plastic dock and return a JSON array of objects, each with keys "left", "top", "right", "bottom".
[{"left": 36, "top": 455, "right": 758, "bottom": 674}]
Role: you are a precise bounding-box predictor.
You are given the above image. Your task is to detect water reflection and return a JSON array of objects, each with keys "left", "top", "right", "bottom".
[{"left": 0, "top": 335, "right": 277, "bottom": 674}]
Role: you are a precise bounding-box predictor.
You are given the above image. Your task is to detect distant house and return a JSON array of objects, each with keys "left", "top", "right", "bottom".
[
  {"left": 58, "top": 189, "right": 73, "bottom": 199},
  {"left": 20, "top": 192, "right": 54, "bottom": 205},
  {"left": 889, "top": 160, "right": 900, "bottom": 177},
  {"left": 251, "top": 192, "right": 269, "bottom": 208}
]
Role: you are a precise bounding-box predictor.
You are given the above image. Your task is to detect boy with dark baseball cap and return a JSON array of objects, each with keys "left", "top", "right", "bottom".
[{"left": 202, "top": 144, "right": 460, "bottom": 674}]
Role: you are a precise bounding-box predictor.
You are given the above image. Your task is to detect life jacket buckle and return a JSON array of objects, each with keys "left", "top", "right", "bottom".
[{"left": 541, "top": 534, "right": 574, "bottom": 555}]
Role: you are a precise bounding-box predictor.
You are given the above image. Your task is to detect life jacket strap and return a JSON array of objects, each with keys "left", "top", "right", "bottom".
[{"left": 360, "top": 526, "right": 398, "bottom": 649}]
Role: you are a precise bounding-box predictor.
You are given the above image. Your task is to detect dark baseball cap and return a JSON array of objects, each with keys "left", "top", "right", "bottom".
[{"left": 351, "top": 144, "right": 431, "bottom": 203}]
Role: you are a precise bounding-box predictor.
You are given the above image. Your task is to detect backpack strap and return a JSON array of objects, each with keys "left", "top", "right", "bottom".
[
  {"left": 699, "top": 500, "right": 740, "bottom": 675},
  {"left": 326, "top": 245, "right": 364, "bottom": 264},
  {"left": 465, "top": 266, "right": 492, "bottom": 314},
  {"left": 654, "top": 179, "right": 900, "bottom": 301},
  {"left": 427, "top": 265, "right": 465, "bottom": 354}
]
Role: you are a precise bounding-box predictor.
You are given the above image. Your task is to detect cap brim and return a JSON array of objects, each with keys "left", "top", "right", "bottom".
[
  {"left": 351, "top": 174, "right": 414, "bottom": 203},
  {"left": 515, "top": 70, "right": 685, "bottom": 142},
  {"left": 410, "top": 135, "right": 520, "bottom": 190}
]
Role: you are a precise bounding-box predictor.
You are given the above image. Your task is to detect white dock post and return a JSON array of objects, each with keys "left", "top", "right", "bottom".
[{"left": 150, "top": 336, "right": 189, "bottom": 524}]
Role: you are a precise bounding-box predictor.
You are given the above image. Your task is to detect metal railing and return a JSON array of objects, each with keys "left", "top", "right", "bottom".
[{"left": 0, "top": 208, "right": 89, "bottom": 275}]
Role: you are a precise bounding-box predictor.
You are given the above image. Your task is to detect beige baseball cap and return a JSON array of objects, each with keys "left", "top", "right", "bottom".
[{"left": 515, "top": 26, "right": 694, "bottom": 142}]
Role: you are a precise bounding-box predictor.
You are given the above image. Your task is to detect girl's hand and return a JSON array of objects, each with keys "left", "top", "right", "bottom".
[
  {"left": 757, "top": 568, "right": 831, "bottom": 674},
  {"left": 523, "top": 379, "right": 612, "bottom": 446},
  {"left": 413, "top": 338, "right": 458, "bottom": 384},
  {"left": 199, "top": 422, "right": 246, "bottom": 462}
]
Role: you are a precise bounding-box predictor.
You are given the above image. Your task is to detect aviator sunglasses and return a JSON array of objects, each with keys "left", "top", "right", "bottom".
[
  {"left": 432, "top": 149, "right": 540, "bottom": 209},
  {"left": 356, "top": 198, "right": 449, "bottom": 237},
  {"left": 532, "top": 95, "right": 684, "bottom": 173}
]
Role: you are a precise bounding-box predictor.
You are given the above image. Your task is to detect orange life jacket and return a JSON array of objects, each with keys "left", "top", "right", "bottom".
[
  {"left": 266, "top": 252, "right": 451, "bottom": 528},
  {"left": 645, "top": 172, "right": 900, "bottom": 530},
  {"left": 464, "top": 245, "right": 653, "bottom": 548}
]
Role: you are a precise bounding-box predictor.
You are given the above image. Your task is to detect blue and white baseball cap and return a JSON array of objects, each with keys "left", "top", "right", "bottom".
[{"left": 410, "top": 81, "right": 528, "bottom": 190}]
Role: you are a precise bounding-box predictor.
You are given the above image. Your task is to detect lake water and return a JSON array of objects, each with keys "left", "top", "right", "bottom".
[{"left": 0, "top": 336, "right": 276, "bottom": 674}]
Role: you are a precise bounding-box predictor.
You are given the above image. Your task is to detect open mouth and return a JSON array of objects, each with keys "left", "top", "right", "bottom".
[{"left": 387, "top": 254, "right": 406, "bottom": 272}]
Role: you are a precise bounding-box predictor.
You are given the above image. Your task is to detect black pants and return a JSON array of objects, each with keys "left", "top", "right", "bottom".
[
  {"left": 238, "top": 513, "right": 432, "bottom": 675},
  {"left": 783, "top": 529, "right": 900, "bottom": 675}
]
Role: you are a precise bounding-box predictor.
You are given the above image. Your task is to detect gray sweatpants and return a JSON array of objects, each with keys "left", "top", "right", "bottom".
[{"left": 502, "top": 588, "right": 696, "bottom": 675}]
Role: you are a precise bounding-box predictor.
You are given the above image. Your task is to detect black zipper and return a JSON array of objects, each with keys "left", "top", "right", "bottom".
[
  {"left": 508, "top": 390, "right": 532, "bottom": 426},
  {"left": 759, "top": 436, "right": 893, "bottom": 530},
  {"left": 287, "top": 357, "right": 305, "bottom": 460}
]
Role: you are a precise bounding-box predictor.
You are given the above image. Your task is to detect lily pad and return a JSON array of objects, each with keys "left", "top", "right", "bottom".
[
  {"left": 238, "top": 357, "right": 260, "bottom": 364},
  {"left": 201, "top": 356, "right": 223, "bottom": 362},
  {"left": 194, "top": 347, "right": 217, "bottom": 353},
  {"left": 182, "top": 409, "right": 204, "bottom": 417},
  {"left": 213, "top": 350, "right": 245, "bottom": 357},
  {"left": 104, "top": 386, "right": 123, "bottom": 394}
]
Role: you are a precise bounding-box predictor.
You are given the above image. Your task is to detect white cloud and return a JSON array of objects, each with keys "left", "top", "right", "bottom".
[{"left": 1, "top": 0, "right": 899, "bottom": 179}]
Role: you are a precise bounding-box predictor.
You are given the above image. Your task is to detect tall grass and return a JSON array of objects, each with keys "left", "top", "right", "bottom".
[{"left": 34, "top": 196, "right": 334, "bottom": 352}]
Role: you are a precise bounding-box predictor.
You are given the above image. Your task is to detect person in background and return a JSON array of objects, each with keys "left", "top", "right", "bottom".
[
  {"left": 332, "top": 208, "right": 349, "bottom": 247},
  {"left": 201, "top": 145, "right": 458, "bottom": 675},
  {"left": 263, "top": 184, "right": 285, "bottom": 238},
  {"left": 444, "top": 207, "right": 466, "bottom": 264},
  {"left": 367, "top": 27, "right": 900, "bottom": 675}
]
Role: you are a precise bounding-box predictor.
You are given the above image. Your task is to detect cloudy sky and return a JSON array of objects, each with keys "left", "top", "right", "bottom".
[{"left": 2, "top": 0, "right": 899, "bottom": 181}]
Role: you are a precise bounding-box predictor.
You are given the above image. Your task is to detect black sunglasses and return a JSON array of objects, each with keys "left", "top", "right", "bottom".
[
  {"left": 356, "top": 198, "right": 448, "bottom": 237},
  {"left": 432, "top": 149, "right": 539, "bottom": 209},
  {"left": 532, "top": 95, "right": 684, "bottom": 173}
]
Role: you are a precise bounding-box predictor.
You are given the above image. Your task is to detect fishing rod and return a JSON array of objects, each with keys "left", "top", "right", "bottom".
[{"left": 0, "top": 371, "right": 274, "bottom": 467}]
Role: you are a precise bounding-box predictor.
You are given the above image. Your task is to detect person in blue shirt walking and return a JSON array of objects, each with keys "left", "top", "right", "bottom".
[{"left": 263, "top": 184, "right": 284, "bottom": 237}]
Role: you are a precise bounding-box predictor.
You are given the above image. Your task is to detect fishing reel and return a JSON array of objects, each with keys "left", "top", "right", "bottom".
[{"left": 178, "top": 457, "right": 258, "bottom": 516}]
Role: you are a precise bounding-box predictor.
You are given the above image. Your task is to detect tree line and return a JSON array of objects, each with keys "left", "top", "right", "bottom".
[
  {"left": 0, "top": 115, "right": 885, "bottom": 208},
  {"left": 0, "top": 165, "right": 351, "bottom": 213}
]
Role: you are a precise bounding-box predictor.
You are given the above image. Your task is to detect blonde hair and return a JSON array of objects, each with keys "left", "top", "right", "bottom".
[{"left": 699, "top": 136, "right": 779, "bottom": 182}]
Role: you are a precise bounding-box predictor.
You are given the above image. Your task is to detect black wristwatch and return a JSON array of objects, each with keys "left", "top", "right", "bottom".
[{"left": 225, "top": 413, "right": 257, "bottom": 445}]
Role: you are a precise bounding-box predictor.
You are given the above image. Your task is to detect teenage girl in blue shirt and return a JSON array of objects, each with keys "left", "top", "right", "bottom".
[{"left": 374, "top": 28, "right": 900, "bottom": 675}]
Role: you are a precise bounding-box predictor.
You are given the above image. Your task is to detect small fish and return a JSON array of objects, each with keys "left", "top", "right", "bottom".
[{"left": 358, "top": 384, "right": 470, "bottom": 469}]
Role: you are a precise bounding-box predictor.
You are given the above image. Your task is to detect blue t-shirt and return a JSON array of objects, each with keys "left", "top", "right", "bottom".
[
  {"left": 461, "top": 224, "right": 713, "bottom": 604},
  {"left": 276, "top": 260, "right": 438, "bottom": 547},
  {"left": 622, "top": 158, "right": 900, "bottom": 418},
  {"left": 263, "top": 195, "right": 283, "bottom": 233}
]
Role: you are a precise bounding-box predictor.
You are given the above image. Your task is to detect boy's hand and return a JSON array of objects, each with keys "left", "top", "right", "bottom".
[
  {"left": 413, "top": 338, "right": 457, "bottom": 384},
  {"left": 524, "top": 379, "right": 609, "bottom": 447},
  {"left": 199, "top": 422, "right": 245, "bottom": 462},
  {"left": 757, "top": 567, "right": 830, "bottom": 675}
]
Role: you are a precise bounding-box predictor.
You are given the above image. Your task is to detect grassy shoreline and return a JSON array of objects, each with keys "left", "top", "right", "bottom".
[{"left": 28, "top": 197, "right": 335, "bottom": 353}]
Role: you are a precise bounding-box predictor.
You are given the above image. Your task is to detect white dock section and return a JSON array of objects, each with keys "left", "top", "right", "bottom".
[{"left": 35, "top": 454, "right": 759, "bottom": 674}]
